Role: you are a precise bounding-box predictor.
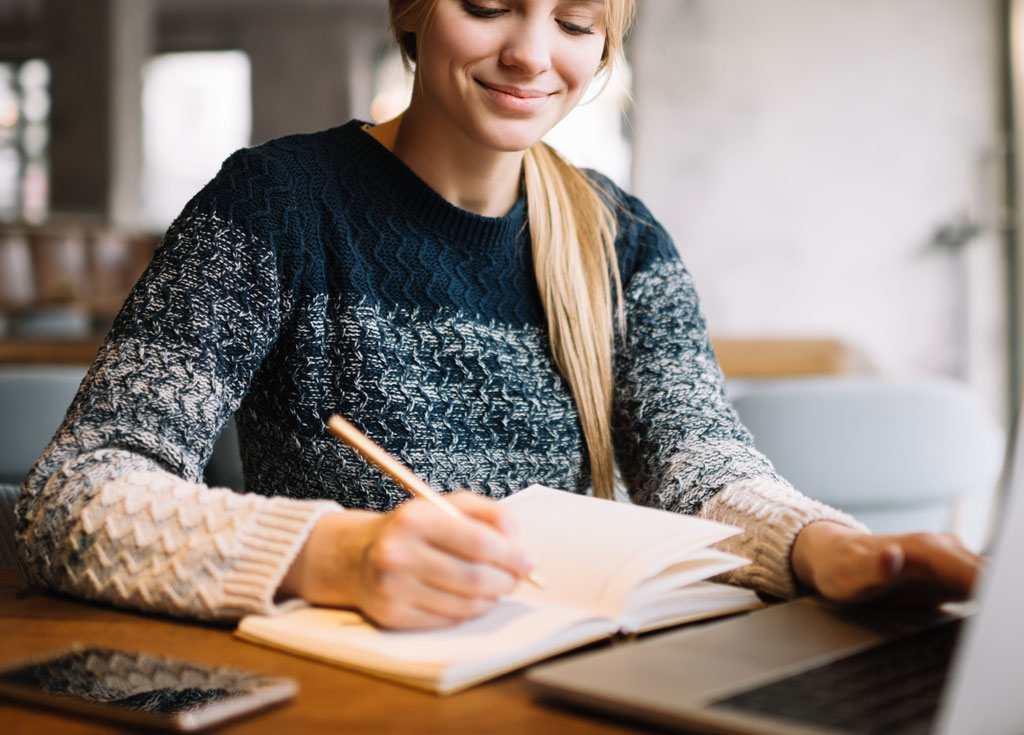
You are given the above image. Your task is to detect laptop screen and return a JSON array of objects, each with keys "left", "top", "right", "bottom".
[{"left": 936, "top": 400, "right": 1024, "bottom": 734}]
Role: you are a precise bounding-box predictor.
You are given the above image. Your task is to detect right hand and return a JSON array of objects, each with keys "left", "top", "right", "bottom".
[
  {"left": 278, "top": 491, "right": 534, "bottom": 629},
  {"left": 791, "top": 521, "right": 982, "bottom": 606}
]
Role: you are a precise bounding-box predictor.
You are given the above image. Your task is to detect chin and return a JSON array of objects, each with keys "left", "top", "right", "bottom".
[
  {"left": 486, "top": 136, "right": 542, "bottom": 154},
  {"left": 471, "top": 119, "right": 557, "bottom": 154}
]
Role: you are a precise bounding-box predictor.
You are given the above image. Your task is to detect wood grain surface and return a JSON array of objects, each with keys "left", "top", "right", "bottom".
[{"left": 0, "top": 568, "right": 657, "bottom": 735}]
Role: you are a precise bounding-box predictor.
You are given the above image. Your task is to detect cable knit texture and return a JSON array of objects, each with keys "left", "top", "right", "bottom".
[
  {"left": 704, "top": 478, "right": 869, "bottom": 599},
  {"left": 16, "top": 120, "right": 860, "bottom": 621}
]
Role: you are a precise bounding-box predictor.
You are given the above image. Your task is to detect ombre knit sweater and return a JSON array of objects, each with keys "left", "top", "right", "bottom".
[{"left": 15, "top": 121, "right": 863, "bottom": 621}]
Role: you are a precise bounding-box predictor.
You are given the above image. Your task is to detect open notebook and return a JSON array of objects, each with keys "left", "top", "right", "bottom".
[{"left": 236, "top": 485, "right": 761, "bottom": 694}]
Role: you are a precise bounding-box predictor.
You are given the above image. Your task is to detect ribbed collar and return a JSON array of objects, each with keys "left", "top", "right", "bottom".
[{"left": 332, "top": 120, "right": 528, "bottom": 249}]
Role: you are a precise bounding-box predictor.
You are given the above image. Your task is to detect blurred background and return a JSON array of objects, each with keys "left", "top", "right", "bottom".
[{"left": 0, "top": 0, "right": 1017, "bottom": 547}]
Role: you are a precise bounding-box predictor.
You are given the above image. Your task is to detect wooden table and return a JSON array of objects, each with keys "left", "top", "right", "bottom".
[
  {"left": 0, "top": 337, "right": 103, "bottom": 365},
  {"left": 0, "top": 568, "right": 656, "bottom": 734}
]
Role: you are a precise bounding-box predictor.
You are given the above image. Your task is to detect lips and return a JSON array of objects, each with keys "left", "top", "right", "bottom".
[
  {"left": 477, "top": 81, "right": 551, "bottom": 99},
  {"left": 475, "top": 79, "right": 555, "bottom": 114}
]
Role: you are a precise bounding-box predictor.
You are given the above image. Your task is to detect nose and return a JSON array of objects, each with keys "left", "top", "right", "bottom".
[{"left": 499, "top": 21, "right": 552, "bottom": 76}]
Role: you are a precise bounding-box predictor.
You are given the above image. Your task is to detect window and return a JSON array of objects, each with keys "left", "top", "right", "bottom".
[
  {"left": 141, "top": 51, "right": 252, "bottom": 230},
  {"left": 0, "top": 58, "right": 50, "bottom": 223}
]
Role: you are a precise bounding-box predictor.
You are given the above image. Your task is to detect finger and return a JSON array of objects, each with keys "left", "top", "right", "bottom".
[
  {"left": 858, "top": 542, "right": 906, "bottom": 600},
  {"left": 411, "top": 541, "right": 519, "bottom": 600},
  {"left": 364, "top": 597, "right": 466, "bottom": 630},
  {"left": 406, "top": 577, "right": 501, "bottom": 623},
  {"left": 880, "top": 541, "right": 905, "bottom": 581},
  {"left": 446, "top": 491, "right": 521, "bottom": 538},
  {"left": 897, "top": 534, "right": 982, "bottom": 598},
  {"left": 360, "top": 525, "right": 511, "bottom": 627},
  {"left": 408, "top": 496, "right": 534, "bottom": 578},
  {"left": 833, "top": 540, "right": 904, "bottom": 602},
  {"left": 853, "top": 533, "right": 982, "bottom": 607}
]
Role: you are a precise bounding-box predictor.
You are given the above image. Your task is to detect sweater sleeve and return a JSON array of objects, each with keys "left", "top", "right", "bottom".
[
  {"left": 14, "top": 149, "right": 340, "bottom": 621},
  {"left": 610, "top": 194, "right": 867, "bottom": 598}
]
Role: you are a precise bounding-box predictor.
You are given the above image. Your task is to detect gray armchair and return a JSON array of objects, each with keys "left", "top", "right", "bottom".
[
  {"left": 0, "top": 365, "right": 86, "bottom": 486},
  {"left": 0, "top": 365, "right": 86, "bottom": 566},
  {"left": 0, "top": 365, "right": 245, "bottom": 566},
  {"left": 730, "top": 376, "right": 1005, "bottom": 547}
]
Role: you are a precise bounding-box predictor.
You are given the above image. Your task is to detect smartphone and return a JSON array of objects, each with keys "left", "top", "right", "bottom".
[{"left": 0, "top": 644, "right": 298, "bottom": 731}]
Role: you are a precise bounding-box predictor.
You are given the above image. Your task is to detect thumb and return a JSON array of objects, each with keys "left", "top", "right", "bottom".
[
  {"left": 877, "top": 541, "right": 905, "bottom": 585},
  {"left": 846, "top": 541, "right": 904, "bottom": 601}
]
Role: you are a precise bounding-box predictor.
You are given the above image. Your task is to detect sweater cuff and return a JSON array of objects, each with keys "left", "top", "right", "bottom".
[
  {"left": 698, "top": 476, "right": 869, "bottom": 599},
  {"left": 220, "top": 493, "right": 342, "bottom": 617}
]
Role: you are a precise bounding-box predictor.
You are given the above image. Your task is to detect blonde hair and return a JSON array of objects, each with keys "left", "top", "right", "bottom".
[{"left": 389, "top": 0, "right": 637, "bottom": 500}]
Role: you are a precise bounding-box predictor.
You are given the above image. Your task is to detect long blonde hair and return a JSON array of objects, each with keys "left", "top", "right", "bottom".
[{"left": 389, "top": 0, "right": 637, "bottom": 500}]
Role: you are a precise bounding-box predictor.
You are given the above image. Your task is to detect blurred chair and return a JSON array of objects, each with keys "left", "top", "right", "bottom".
[
  {"left": 0, "top": 484, "right": 18, "bottom": 567},
  {"left": 204, "top": 417, "right": 245, "bottom": 492},
  {"left": 0, "top": 365, "right": 245, "bottom": 565},
  {"left": 0, "top": 365, "right": 86, "bottom": 487},
  {"left": 0, "top": 365, "right": 86, "bottom": 566},
  {"left": 729, "top": 376, "right": 1005, "bottom": 545},
  {"left": 11, "top": 305, "right": 92, "bottom": 338},
  {"left": 0, "top": 223, "right": 158, "bottom": 344}
]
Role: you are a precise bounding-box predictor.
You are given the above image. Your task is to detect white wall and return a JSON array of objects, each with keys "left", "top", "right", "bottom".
[{"left": 631, "top": 0, "right": 1006, "bottom": 420}]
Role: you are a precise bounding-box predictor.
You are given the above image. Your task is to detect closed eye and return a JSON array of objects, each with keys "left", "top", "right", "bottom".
[
  {"left": 461, "top": 1, "right": 505, "bottom": 18},
  {"left": 558, "top": 19, "right": 594, "bottom": 35},
  {"left": 461, "top": 1, "right": 598, "bottom": 36}
]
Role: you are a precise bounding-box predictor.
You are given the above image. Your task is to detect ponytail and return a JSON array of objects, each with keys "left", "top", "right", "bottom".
[{"left": 523, "top": 143, "right": 624, "bottom": 500}]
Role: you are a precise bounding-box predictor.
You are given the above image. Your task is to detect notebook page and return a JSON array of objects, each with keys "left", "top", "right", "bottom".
[
  {"left": 237, "top": 598, "right": 615, "bottom": 682},
  {"left": 620, "top": 581, "right": 763, "bottom": 634},
  {"left": 502, "top": 485, "right": 740, "bottom": 616}
]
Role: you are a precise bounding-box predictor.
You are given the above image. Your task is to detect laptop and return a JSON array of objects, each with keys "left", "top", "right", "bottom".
[{"left": 525, "top": 410, "right": 1024, "bottom": 734}]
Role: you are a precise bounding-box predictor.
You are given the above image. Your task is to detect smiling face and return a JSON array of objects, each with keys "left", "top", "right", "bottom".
[{"left": 404, "top": 0, "right": 608, "bottom": 153}]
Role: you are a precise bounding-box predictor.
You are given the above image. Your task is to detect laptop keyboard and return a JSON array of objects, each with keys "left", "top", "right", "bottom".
[{"left": 712, "top": 618, "right": 963, "bottom": 735}]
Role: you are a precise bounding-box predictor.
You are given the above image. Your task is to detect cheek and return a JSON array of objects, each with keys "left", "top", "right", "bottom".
[
  {"left": 561, "top": 44, "right": 605, "bottom": 95},
  {"left": 422, "top": 21, "right": 496, "bottom": 73}
]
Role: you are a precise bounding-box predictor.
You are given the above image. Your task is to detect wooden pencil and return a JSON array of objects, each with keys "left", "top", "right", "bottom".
[{"left": 326, "top": 414, "right": 545, "bottom": 590}]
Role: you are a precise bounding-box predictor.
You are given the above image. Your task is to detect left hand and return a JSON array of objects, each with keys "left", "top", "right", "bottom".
[{"left": 791, "top": 521, "right": 983, "bottom": 606}]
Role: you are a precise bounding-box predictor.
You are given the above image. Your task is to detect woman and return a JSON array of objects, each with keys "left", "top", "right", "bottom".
[{"left": 16, "top": 0, "right": 979, "bottom": 629}]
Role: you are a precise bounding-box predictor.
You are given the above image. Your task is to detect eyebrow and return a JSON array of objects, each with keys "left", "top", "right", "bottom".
[
  {"left": 561, "top": 0, "right": 604, "bottom": 9},
  {"left": 554, "top": 0, "right": 606, "bottom": 14}
]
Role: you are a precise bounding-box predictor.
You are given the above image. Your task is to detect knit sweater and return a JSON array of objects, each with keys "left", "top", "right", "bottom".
[{"left": 15, "top": 120, "right": 863, "bottom": 621}]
